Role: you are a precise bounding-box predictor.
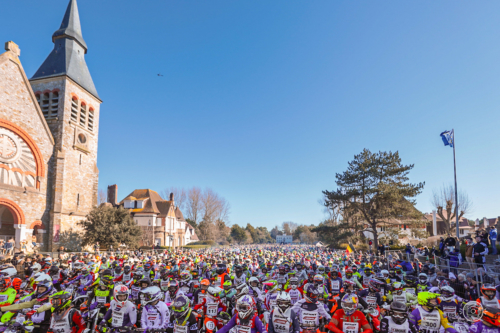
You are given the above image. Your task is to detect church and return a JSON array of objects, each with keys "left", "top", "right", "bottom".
[{"left": 0, "top": 0, "right": 100, "bottom": 251}]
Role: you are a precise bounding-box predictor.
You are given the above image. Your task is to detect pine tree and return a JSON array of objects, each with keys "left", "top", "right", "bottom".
[
  {"left": 323, "top": 149, "right": 425, "bottom": 250},
  {"left": 78, "top": 206, "right": 142, "bottom": 249}
]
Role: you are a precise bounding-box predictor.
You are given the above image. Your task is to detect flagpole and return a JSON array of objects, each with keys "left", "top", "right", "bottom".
[{"left": 452, "top": 129, "right": 459, "bottom": 239}]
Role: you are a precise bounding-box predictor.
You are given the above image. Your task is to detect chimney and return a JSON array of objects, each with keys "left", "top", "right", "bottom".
[
  {"left": 432, "top": 210, "right": 437, "bottom": 236},
  {"left": 107, "top": 184, "right": 118, "bottom": 206},
  {"left": 169, "top": 192, "right": 174, "bottom": 202}
]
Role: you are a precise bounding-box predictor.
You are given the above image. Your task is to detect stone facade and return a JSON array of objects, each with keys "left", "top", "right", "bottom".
[{"left": 0, "top": 0, "right": 101, "bottom": 251}]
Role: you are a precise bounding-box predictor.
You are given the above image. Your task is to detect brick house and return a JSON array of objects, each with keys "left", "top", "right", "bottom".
[{"left": 0, "top": 0, "right": 100, "bottom": 250}]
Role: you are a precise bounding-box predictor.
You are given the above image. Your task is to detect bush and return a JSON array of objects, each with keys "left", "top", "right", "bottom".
[
  {"left": 182, "top": 244, "right": 211, "bottom": 249},
  {"left": 188, "top": 240, "right": 217, "bottom": 246},
  {"left": 218, "top": 240, "right": 230, "bottom": 246}
]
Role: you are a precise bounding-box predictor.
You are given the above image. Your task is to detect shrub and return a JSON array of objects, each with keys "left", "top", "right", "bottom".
[{"left": 188, "top": 240, "right": 216, "bottom": 246}]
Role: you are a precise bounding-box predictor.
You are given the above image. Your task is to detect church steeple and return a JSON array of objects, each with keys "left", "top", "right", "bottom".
[
  {"left": 52, "top": 0, "right": 87, "bottom": 52},
  {"left": 30, "top": 0, "right": 99, "bottom": 99}
]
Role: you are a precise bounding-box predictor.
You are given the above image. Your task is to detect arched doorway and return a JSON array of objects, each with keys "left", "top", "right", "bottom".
[{"left": 0, "top": 206, "right": 15, "bottom": 242}]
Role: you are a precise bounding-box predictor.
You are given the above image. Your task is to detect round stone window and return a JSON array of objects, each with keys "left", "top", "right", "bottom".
[{"left": 78, "top": 133, "right": 87, "bottom": 144}]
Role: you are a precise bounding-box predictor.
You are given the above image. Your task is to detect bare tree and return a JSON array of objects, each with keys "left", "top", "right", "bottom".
[
  {"left": 97, "top": 189, "right": 107, "bottom": 205},
  {"left": 282, "top": 222, "right": 298, "bottom": 235},
  {"left": 160, "top": 187, "right": 187, "bottom": 210},
  {"left": 140, "top": 226, "right": 155, "bottom": 247},
  {"left": 431, "top": 184, "right": 473, "bottom": 234},
  {"left": 186, "top": 187, "right": 203, "bottom": 224}
]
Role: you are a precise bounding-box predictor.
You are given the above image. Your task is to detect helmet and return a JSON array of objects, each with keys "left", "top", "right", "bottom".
[
  {"left": 419, "top": 273, "right": 428, "bottom": 285},
  {"left": 392, "top": 281, "right": 403, "bottom": 294},
  {"left": 390, "top": 301, "right": 408, "bottom": 325},
  {"left": 133, "top": 269, "right": 144, "bottom": 280},
  {"left": 139, "top": 277, "right": 152, "bottom": 288},
  {"left": 48, "top": 266, "right": 59, "bottom": 276},
  {"left": 345, "top": 269, "right": 353, "bottom": 278},
  {"left": 264, "top": 280, "right": 278, "bottom": 293},
  {"left": 417, "top": 292, "right": 440, "bottom": 309},
  {"left": 0, "top": 267, "right": 17, "bottom": 277},
  {"left": 439, "top": 286, "right": 455, "bottom": 302},
  {"left": 142, "top": 286, "right": 162, "bottom": 305},
  {"left": 223, "top": 280, "right": 232, "bottom": 291},
  {"left": 380, "top": 270, "right": 389, "bottom": 278},
  {"left": 0, "top": 276, "right": 11, "bottom": 292},
  {"left": 236, "top": 295, "right": 254, "bottom": 318},
  {"left": 288, "top": 277, "right": 299, "bottom": 290},
  {"left": 35, "top": 274, "right": 53, "bottom": 297},
  {"left": 403, "top": 275, "right": 417, "bottom": 287},
  {"left": 305, "top": 285, "right": 319, "bottom": 303},
  {"left": 200, "top": 279, "right": 210, "bottom": 291},
  {"left": 368, "top": 278, "right": 384, "bottom": 292},
  {"left": 11, "top": 277, "right": 22, "bottom": 291},
  {"left": 100, "top": 269, "right": 114, "bottom": 286},
  {"left": 73, "top": 261, "right": 85, "bottom": 272},
  {"left": 341, "top": 294, "right": 359, "bottom": 316},
  {"left": 481, "top": 284, "right": 497, "bottom": 301},
  {"left": 124, "top": 265, "right": 131, "bottom": 275},
  {"left": 313, "top": 274, "right": 323, "bottom": 285},
  {"left": 31, "top": 263, "right": 41, "bottom": 274},
  {"left": 235, "top": 283, "right": 249, "bottom": 299},
  {"left": 180, "top": 272, "right": 191, "bottom": 283},
  {"left": 276, "top": 291, "right": 291, "bottom": 312},
  {"left": 114, "top": 285, "right": 130, "bottom": 307},
  {"left": 169, "top": 280, "right": 179, "bottom": 297},
  {"left": 50, "top": 291, "right": 72, "bottom": 312},
  {"left": 483, "top": 306, "right": 500, "bottom": 327},
  {"left": 248, "top": 277, "right": 259, "bottom": 288},
  {"left": 172, "top": 294, "right": 191, "bottom": 319}
]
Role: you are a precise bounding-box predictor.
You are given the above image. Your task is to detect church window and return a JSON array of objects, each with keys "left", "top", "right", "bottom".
[
  {"left": 41, "top": 93, "right": 50, "bottom": 118},
  {"left": 88, "top": 109, "right": 94, "bottom": 131},
  {"left": 79, "top": 104, "right": 87, "bottom": 127},
  {"left": 71, "top": 98, "right": 79, "bottom": 122},
  {"left": 50, "top": 91, "right": 59, "bottom": 118},
  {"left": 77, "top": 193, "right": 80, "bottom": 207}
]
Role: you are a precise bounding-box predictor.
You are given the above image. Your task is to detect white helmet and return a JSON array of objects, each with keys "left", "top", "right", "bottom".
[
  {"left": 114, "top": 284, "right": 130, "bottom": 307},
  {"left": 1, "top": 267, "right": 17, "bottom": 277},
  {"left": 419, "top": 273, "right": 429, "bottom": 284},
  {"left": 381, "top": 270, "right": 389, "bottom": 278},
  {"left": 31, "top": 263, "right": 41, "bottom": 273},
  {"left": 248, "top": 277, "right": 259, "bottom": 287},
  {"left": 276, "top": 291, "right": 291, "bottom": 312}
]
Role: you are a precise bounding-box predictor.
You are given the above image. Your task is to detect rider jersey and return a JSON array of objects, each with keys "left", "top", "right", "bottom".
[
  {"left": 409, "top": 306, "right": 457, "bottom": 333},
  {"left": 141, "top": 301, "right": 170, "bottom": 329},
  {"left": 269, "top": 307, "right": 299, "bottom": 333},
  {"left": 327, "top": 308, "right": 369, "bottom": 333},
  {"left": 288, "top": 289, "right": 302, "bottom": 305},
  {"left": 50, "top": 308, "right": 86, "bottom": 333},
  {"left": 291, "top": 299, "right": 331, "bottom": 329},
  {"left": 0, "top": 287, "right": 16, "bottom": 306},
  {"left": 478, "top": 296, "right": 500, "bottom": 309},
  {"left": 103, "top": 299, "right": 137, "bottom": 327},
  {"left": 468, "top": 321, "right": 500, "bottom": 333},
  {"left": 233, "top": 273, "right": 247, "bottom": 286},
  {"left": 379, "top": 316, "right": 417, "bottom": 333},
  {"left": 330, "top": 277, "right": 343, "bottom": 295},
  {"left": 438, "top": 299, "right": 460, "bottom": 319}
]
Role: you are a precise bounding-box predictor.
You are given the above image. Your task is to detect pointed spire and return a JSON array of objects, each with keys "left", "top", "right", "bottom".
[
  {"left": 30, "top": 0, "right": 99, "bottom": 99},
  {"left": 52, "top": 0, "right": 87, "bottom": 52}
]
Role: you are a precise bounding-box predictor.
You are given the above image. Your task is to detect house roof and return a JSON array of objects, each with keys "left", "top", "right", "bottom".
[
  {"left": 156, "top": 201, "right": 173, "bottom": 218},
  {"left": 175, "top": 207, "right": 186, "bottom": 221},
  {"left": 119, "top": 189, "right": 164, "bottom": 214}
]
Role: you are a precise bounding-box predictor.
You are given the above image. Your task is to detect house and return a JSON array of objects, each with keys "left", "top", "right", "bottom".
[
  {"left": 276, "top": 235, "right": 293, "bottom": 244},
  {"left": 424, "top": 211, "right": 473, "bottom": 238},
  {"left": 107, "top": 185, "right": 198, "bottom": 247}
]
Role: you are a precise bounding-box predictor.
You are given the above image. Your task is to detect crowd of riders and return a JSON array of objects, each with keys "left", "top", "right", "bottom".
[{"left": 0, "top": 245, "right": 497, "bottom": 333}]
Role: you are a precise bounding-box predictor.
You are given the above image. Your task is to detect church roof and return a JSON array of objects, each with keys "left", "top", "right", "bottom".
[{"left": 30, "top": 0, "right": 99, "bottom": 100}]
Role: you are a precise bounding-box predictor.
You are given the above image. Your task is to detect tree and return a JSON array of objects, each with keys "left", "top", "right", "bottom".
[
  {"left": 323, "top": 149, "right": 425, "bottom": 250},
  {"left": 300, "top": 228, "right": 317, "bottom": 244},
  {"left": 231, "top": 225, "right": 247, "bottom": 243},
  {"left": 270, "top": 226, "right": 282, "bottom": 239},
  {"left": 282, "top": 222, "right": 298, "bottom": 235},
  {"left": 246, "top": 224, "right": 257, "bottom": 242},
  {"left": 256, "top": 227, "right": 274, "bottom": 243},
  {"left": 161, "top": 187, "right": 187, "bottom": 210},
  {"left": 312, "top": 221, "right": 354, "bottom": 247},
  {"left": 97, "top": 189, "right": 106, "bottom": 205},
  {"left": 431, "top": 184, "right": 473, "bottom": 235},
  {"left": 78, "top": 206, "right": 142, "bottom": 249},
  {"left": 186, "top": 218, "right": 197, "bottom": 229},
  {"left": 186, "top": 187, "right": 203, "bottom": 224}
]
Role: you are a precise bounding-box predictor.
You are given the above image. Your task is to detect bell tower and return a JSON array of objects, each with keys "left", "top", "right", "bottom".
[{"left": 29, "top": 0, "right": 101, "bottom": 250}]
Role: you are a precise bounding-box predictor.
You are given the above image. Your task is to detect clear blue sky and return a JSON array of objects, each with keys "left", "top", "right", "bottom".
[{"left": 3, "top": 0, "right": 500, "bottom": 228}]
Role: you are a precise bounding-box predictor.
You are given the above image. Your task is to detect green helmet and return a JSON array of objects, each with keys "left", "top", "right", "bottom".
[
  {"left": 265, "top": 280, "right": 278, "bottom": 292},
  {"left": 51, "top": 291, "right": 72, "bottom": 312},
  {"left": 223, "top": 280, "right": 232, "bottom": 290},
  {"left": 417, "top": 292, "right": 440, "bottom": 309}
]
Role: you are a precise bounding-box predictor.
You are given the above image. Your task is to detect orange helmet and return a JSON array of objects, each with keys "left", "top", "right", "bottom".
[
  {"left": 483, "top": 306, "right": 500, "bottom": 327},
  {"left": 0, "top": 277, "right": 11, "bottom": 291},
  {"left": 481, "top": 284, "right": 497, "bottom": 301},
  {"left": 11, "top": 277, "right": 22, "bottom": 291},
  {"left": 200, "top": 279, "right": 210, "bottom": 292}
]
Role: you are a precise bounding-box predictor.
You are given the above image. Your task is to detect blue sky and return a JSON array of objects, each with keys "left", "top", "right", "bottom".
[{"left": 3, "top": 0, "right": 500, "bottom": 228}]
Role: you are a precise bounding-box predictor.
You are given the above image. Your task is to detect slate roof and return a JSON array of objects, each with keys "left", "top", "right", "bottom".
[
  {"left": 119, "top": 189, "right": 164, "bottom": 214},
  {"left": 30, "top": 0, "right": 99, "bottom": 99}
]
